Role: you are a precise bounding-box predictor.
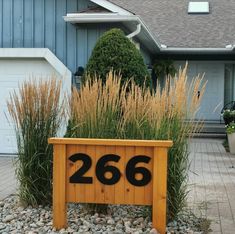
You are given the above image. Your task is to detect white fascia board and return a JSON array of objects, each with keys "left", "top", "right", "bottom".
[
  {"left": 63, "top": 13, "right": 161, "bottom": 52},
  {"left": 64, "top": 14, "right": 138, "bottom": 23},
  {"left": 0, "top": 48, "right": 72, "bottom": 80},
  {"left": 90, "top": 0, "right": 132, "bottom": 15},
  {"left": 67, "top": 13, "right": 119, "bottom": 17},
  {"left": 136, "top": 17, "right": 162, "bottom": 51},
  {"left": 160, "top": 47, "right": 235, "bottom": 54}
]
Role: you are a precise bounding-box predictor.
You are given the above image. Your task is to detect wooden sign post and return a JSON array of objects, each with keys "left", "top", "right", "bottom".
[{"left": 48, "top": 138, "right": 173, "bottom": 234}]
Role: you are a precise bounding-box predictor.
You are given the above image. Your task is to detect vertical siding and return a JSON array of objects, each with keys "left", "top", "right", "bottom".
[
  {"left": 66, "top": 0, "right": 77, "bottom": 72},
  {"left": 0, "top": 0, "right": 152, "bottom": 73},
  {"left": 24, "top": 0, "right": 33, "bottom": 47},
  {"left": 0, "top": 0, "right": 3, "bottom": 47},
  {"left": 34, "top": 0, "right": 44, "bottom": 48},
  {"left": 2, "top": 0, "right": 12, "bottom": 47}
]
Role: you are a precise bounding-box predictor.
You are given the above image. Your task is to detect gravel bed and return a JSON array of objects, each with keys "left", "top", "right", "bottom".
[{"left": 0, "top": 195, "right": 207, "bottom": 234}]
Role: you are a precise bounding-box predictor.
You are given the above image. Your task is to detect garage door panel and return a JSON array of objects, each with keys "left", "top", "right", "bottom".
[
  {"left": 0, "top": 129, "right": 17, "bottom": 154},
  {"left": 0, "top": 58, "right": 62, "bottom": 155},
  {"left": 1, "top": 106, "right": 15, "bottom": 128}
]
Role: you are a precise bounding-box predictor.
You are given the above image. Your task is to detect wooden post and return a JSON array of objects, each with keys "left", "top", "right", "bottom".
[
  {"left": 152, "top": 147, "right": 168, "bottom": 234},
  {"left": 53, "top": 144, "right": 67, "bottom": 229}
]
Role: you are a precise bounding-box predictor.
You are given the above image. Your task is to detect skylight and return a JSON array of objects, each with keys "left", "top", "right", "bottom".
[{"left": 188, "top": 2, "right": 209, "bottom": 14}]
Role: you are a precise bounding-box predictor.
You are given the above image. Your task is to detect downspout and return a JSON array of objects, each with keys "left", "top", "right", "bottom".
[{"left": 127, "top": 23, "right": 141, "bottom": 39}]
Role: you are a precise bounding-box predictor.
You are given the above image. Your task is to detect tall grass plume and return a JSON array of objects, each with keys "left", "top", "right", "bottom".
[
  {"left": 67, "top": 65, "right": 205, "bottom": 219},
  {"left": 7, "top": 77, "right": 64, "bottom": 206}
]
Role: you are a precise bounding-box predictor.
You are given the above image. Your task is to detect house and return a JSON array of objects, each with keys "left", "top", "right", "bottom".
[{"left": 0, "top": 0, "right": 234, "bottom": 154}]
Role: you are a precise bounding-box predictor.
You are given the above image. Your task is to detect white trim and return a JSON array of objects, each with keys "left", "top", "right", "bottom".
[
  {"left": 0, "top": 48, "right": 72, "bottom": 80},
  {"left": 64, "top": 4, "right": 235, "bottom": 54},
  {"left": 64, "top": 14, "right": 138, "bottom": 23},
  {"left": 63, "top": 13, "right": 161, "bottom": 52},
  {"left": 160, "top": 46, "right": 235, "bottom": 54},
  {"left": 137, "top": 17, "right": 162, "bottom": 50},
  {"left": 90, "top": 0, "right": 132, "bottom": 15}
]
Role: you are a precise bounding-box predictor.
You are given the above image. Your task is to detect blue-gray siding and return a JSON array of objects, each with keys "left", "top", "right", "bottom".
[{"left": 0, "top": 0, "right": 152, "bottom": 73}]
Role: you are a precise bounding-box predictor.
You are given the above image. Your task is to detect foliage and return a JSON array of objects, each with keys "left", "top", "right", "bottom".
[
  {"left": 226, "top": 121, "right": 235, "bottom": 134},
  {"left": 66, "top": 65, "right": 205, "bottom": 220},
  {"left": 84, "top": 28, "right": 151, "bottom": 87},
  {"left": 222, "top": 109, "right": 235, "bottom": 125},
  {"left": 7, "top": 78, "right": 64, "bottom": 206},
  {"left": 153, "top": 59, "right": 177, "bottom": 78}
]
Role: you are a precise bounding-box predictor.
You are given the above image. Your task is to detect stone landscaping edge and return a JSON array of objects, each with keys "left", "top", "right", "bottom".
[{"left": 0, "top": 195, "right": 209, "bottom": 234}]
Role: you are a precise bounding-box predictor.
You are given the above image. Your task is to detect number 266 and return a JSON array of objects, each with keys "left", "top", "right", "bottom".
[{"left": 69, "top": 154, "right": 152, "bottom": 187}]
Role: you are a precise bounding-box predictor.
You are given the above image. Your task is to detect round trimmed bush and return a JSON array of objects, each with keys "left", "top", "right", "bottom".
[{"left": 84, "top": 28, "right": 151, "bottom": 86}]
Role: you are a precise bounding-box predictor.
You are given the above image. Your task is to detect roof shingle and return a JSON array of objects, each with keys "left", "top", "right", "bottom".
[{"left": 107, "top": 0, "right": 235, "bottom": 48}]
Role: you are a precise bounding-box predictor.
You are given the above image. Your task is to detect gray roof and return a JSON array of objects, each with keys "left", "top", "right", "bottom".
[{"left": 107, "top": 0, "right": 235, "bottom": 48}]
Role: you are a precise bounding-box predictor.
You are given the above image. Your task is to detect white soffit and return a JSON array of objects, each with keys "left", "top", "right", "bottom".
[{"left": 188, "top": 2, "right": 210, "bottom": 14}]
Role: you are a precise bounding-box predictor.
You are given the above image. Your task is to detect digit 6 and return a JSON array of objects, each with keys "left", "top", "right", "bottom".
[
  {"left": 126, "top": 156, "right": 151, "bottom": 186},
  {"left": 96, "top": 154, "right": 121, "bottom": 185}
]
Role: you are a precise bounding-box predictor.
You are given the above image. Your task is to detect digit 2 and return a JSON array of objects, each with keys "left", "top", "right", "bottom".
[{"left": 69, "top": 153, "right": 93, "bottom": 184}]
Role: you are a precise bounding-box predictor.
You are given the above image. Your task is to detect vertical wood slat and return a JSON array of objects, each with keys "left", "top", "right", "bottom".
[
  {"left": 104, "top": 146, "right": 115, "bottom": 204},
  {"left": 134, "top": 147, "right": 146, "bottom": 205},
  {"left": 66, "top": 145, "right": 79, "bottom": 202},
  {"left": 53, "top": 144, "right": 67, "bottom": 230},
  {"left": 95, "top": 145, "right": 105, "bottom": 203},
  {"left": 84, "top": 145, "right": 96, "bottom": 203},
  {"left": 114, "top": 146, "right": 125, "bottom": 204},
  {"left": 152, "top": 147, "right": 168, "bottom": 234},
  {"left": 145, "top": 147, "right": 153, "bottom": 204},
  {"left": 76, "top": 145, "right": 86, "bottom": 202},
  {"left": 124, "top": 146, "right": 135, "bottom": 204}
]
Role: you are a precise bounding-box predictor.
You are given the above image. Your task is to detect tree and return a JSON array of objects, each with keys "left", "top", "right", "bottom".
[{"left": 84, "top": 28, "right": 151, "bottom": 87}]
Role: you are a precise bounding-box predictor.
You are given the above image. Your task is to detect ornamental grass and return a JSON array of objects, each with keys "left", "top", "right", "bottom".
[
  {"left": 67, "top": 64, "right": 206, "bottom": 220},
  {"left": 7, "top": 78, "right": 64, "bottom": 206}
]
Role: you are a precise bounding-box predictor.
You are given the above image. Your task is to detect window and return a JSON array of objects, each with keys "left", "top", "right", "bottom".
[{"left": 188, "top": 2, "right": 209, "bottom": 14}]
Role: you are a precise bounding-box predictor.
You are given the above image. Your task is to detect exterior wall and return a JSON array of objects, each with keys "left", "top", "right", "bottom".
[
  {"left": 0, "top": 0, "right": 152, "bottom": 74},
  {"left": 174, "top": 61, "right": 225, "bottom": 121}
]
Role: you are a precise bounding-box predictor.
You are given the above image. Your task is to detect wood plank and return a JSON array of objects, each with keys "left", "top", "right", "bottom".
[
  {"left": 48, "top": 138, "right": 173, "bottom": 147},
  {"left": 94, "top": 145, "right": 105, "bottom": 204},
  {"left": 152, "top": 147, "right": 168, "bottom": 234},
  {"left": 84, "top": 145, "right": 96, "bottom": 203},
  {"left": 67, "top": 145, "right": 86, "bottom": 203},
  {"left": 124, "top": 146, "right": 135, "bottom": 204},
  {"left": 144, "top": 146, "right": 153, "bottom": 205},
  {"left": 114, "top": 146, "right": 125, "bottom": 204},
  {"left": 53, "top": 144, "right": 67, "bottom": 229},
  {"left": 75, "top": 145, "right": 86, "bottom": 202},
  {"left": 104, "top": 146, "right": 116, "bottom": 204},
  {"left": 134, "top": 147, "right": 146, "bottom": 205},
  {"left": 66, "top": 145, "right": 77, "bottom": 202}
]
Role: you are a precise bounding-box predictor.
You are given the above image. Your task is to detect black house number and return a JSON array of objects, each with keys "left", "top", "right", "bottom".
[{"left": 69, "top": 153, "right": 152, "bottom": 187}]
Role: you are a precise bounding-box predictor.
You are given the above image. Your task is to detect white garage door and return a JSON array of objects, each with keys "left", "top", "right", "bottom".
[{"left": 0, "top": 59, "right": 65, "bottom": 155}]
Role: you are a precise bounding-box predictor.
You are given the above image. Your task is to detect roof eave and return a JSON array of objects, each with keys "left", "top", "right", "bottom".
[{"left": 160, "top": 47, "right": 235, "bottom": 54}]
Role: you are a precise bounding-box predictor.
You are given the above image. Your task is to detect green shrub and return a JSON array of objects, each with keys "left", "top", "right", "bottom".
[
  {"left": 222, "top": 109, "right": 235, "bottom": 125},
  {"left": 67, "top": 65, "right": 206, "bottom": 220},
  {"left": 84, "top": 28, "right": 151, "bottom": 87},
  {"left": 7, "top": 78, "right": 64, "bottom": 206},
  {"left": 153, "top": 59, "right": 177, "bottom": 78}
]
